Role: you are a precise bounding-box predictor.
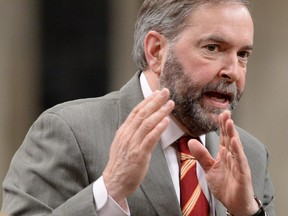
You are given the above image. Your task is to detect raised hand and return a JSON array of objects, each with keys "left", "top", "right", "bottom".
[
  {"left": 103, "top": 88, "right": 175, "bottom": 206},
  {"left": 188, "top": 110, "right": 259, "bottom": 215}
]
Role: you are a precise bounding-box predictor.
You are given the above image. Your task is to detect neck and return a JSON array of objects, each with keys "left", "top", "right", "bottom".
[{"left": 143, "top": 70, "right": 160, "bottom": 91}]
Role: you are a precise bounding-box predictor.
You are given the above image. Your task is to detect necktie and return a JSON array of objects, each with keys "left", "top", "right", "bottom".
[{"left": 177, "top": 136, "right": 210, "bottom": 216}]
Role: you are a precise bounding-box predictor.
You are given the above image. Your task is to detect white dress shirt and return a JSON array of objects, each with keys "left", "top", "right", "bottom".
[{"left": 93, "top": 73, "right": 216, "bottom": 216}]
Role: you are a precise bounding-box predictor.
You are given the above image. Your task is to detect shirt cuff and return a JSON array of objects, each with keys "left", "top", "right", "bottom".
[{"left": 93, "top": 176, "right": 130, "bottom": 216}]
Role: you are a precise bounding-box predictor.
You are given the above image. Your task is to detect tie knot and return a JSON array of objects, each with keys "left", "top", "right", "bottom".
[
  {"left": 177, "top": 135, "right": 195, "bottom": 160},
  {"left": 177, "top": 136, "right": 190, "bottom": 153}
]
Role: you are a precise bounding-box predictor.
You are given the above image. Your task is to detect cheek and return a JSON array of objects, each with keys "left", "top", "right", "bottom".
[
  {"left": 180, "top": 57, "right": 217, "bottom": 84},
  {"left": 237, "top": 71, "right": 246, "bottom": 92},
  {"left": 237, "top": 80, "right": 245, "bottom": 95},
  {"left": 174, "top": 46, "right": 230, "bottom": 85}
]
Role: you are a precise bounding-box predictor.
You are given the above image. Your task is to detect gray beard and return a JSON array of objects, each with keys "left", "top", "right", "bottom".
[{"left": 160, "top": 48, "right": 241, "bottom": 136}]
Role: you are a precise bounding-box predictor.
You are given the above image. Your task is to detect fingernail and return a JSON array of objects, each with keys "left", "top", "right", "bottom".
[
  {"left": 160, "top": 88, "right": 168, "bottom": 97},
  {"left": 164, "top": 100, "right": 175, "bottom": 109}
]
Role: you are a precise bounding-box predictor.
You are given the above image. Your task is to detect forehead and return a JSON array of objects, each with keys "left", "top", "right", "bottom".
[{"left": 179, "top": 3, "right": 254, "bottom": 45}]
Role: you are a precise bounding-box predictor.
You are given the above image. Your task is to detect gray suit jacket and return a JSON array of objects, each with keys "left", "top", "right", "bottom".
[{"left": 2, "top": 72, "right": 275, "bottom": 215}]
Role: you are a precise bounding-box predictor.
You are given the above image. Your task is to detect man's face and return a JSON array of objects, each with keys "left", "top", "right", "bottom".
[{"left": 159, "top": 3, "right": 254, "bottom": 136}]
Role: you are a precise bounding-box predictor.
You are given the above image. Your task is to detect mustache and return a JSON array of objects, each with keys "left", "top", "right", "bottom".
[{"left": 201, "top": 79, "right": 241, "bottom": 103}]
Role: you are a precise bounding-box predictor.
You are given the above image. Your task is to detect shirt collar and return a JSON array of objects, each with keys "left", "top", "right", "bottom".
[{"left": 140, "top": 73, "right": 206, "bottom": 149}]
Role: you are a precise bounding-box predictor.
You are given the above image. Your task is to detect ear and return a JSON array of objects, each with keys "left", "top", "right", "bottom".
[{"left": 144, "top": 31, "right": 168, "bottom": 76}]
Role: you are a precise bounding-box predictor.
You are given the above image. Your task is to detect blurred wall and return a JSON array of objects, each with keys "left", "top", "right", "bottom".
[
  {"left": 233, "top": 2, "right": 288, "bottom": 215},
  {"left": 0, "top": 0, "right": 41, "bottom": 206},
  {"left": 0, "top": 1, "right": 287, "bottom": 215},
  {"left": 107, "top": 0, "right": 140, "bottom": 91}
]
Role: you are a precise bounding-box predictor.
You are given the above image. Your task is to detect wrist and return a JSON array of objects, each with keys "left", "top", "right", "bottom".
[
  {"left": 103, "top": 170, "right": 127, "bottom": 203},
  {"left": 250, "top": 196, "right": 267, "bottom": 216},
  {"left": 226, "top": 196, "right": 267, "bottom": 216}
]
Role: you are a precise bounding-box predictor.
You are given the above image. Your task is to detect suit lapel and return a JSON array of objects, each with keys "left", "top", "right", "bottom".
[
  {"left": 206, "top": 131, "right": 220, "bottom": 159},
  {"left": 206, "top": 132, "right": 227, "bottom": 216},
  {"left": 141, "top": 143, "right": 181, "bottom": 216},
  {"left": 118, "top": 71, "right": 144, "bottom": 124}
]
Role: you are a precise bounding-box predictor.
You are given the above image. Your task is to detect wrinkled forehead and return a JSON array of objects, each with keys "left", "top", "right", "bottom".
[
  {"left": 184, "top": 2, "right": 253, "bottom": 31},
  {"left": 181, "top": 3, "right": 254, "bottom": 46},
  {"left": 172, "top": 2, "right": 253, "bottom": 41},
  {"left": 188, "top": 1, "right": 252, "bottom": 19}
]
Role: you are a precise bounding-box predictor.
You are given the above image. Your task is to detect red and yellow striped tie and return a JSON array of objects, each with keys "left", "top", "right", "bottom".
[{"left": 177, "top": 136, "right": 210, "bottom": 216}]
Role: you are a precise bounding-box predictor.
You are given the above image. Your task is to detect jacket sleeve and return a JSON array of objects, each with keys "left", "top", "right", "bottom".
[{"left": 2, "top": 112, "right": 97, "bottom": 216}]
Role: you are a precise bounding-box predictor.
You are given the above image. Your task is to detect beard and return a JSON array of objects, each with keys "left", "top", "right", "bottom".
[{"left": 160, "top": 48, "right": 242, "bottom": 136}]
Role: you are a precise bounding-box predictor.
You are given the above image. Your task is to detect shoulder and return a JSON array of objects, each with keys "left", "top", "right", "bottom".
[
  {"left": 235, "top": 126, "right": 267, "bottom": 153},
  {"left": 235, "top": 126, "right": 270, "bottom": 170},
  {"left": 40, "top": 72, "right": 143, "bottom": 122},
  {"left": 28, "top": 91, "right": 121, "bottom": 139},
  {"left": 39, "top": 91, "right": 121, "bottom": 127},
  {"left": 45, "top": 91, "right": 120, "bottom": 117}
]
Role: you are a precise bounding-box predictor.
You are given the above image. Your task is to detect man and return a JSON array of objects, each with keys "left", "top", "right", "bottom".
[{"left": 1, "top": 0, "right": 274, "bottom": 215}]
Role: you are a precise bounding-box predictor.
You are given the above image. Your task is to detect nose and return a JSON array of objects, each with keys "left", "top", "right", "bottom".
[{"left": 219, "top": 54, "right": 240, "bottom": 82}]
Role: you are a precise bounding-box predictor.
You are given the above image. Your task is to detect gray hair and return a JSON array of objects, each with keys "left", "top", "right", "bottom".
[{"left": 132, "top": 0, "right": 251, "bottom": 71}]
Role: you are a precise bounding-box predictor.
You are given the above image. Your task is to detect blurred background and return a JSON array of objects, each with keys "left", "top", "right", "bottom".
[{"left": 0, "top": 1, "right": 287, "bottom": 214}]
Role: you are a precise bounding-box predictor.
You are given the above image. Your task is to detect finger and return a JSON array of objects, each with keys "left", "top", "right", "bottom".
[
  {"left": 125, "top": 88, "right": 169, "bottom": 126},
  {"left": 219, "top": 143, "right": 239, "bottom": 177},
  {"left": 133, "top": 99, "right": 175, "bottom": 150},
  {"left": 188, "top": 139, "right": 215, "bottom": 172},
  {"left": 140, "top": 116, "right": 171, "bottom": 153},
  {"left": 219, "top": 110, "right": 231, "bottom": 147},
  {"left": 120, "top": 88, "right": 170, "bottom": 140},
  {"left": 225, "top": 118, "right": 243, "bottom": 155},
  {"left": 224, "top": 119, "right": 234, "bottom": 153},
  {"left": 225, "top": 118, "right": 238, "bottom": 140},
  {"left": 219, "top": 145, "right": 228, "bottom": 165},
  {"left": 230, "top": 137, "right": 250, "bottom": 174},
  {"left": 220, "top": 111, "right": 231, "bottom": 133},
  {"left": 223, "top": 118, "right": 250, "bottom": 175},
  {"left": 124, "top": 90, "right": 160, "bottom": 126}
]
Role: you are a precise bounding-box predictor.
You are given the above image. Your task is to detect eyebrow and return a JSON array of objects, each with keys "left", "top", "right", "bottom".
[{"left": 198, "top": 35, "right": 254, "bottom": 51}]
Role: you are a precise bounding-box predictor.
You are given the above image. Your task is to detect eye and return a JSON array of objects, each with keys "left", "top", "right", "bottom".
[
  {"left": 206, "top": 44, "right": 218, "bottom": 52},
  {"left": 238, "top": 51, "right": 251, "bottom": 59}
]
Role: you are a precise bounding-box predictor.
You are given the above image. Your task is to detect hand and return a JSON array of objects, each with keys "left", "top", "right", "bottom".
[
  {"left": 103, "top": 88, "right": 175, "bottom": 205},
  {"left": 188, "top": 110, "right": 259, "bottom": 215}
]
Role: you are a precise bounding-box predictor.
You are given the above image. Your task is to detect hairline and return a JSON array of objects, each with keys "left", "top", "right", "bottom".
[{"left": 132, "top": 0, "right": 252, "bottom": 71}]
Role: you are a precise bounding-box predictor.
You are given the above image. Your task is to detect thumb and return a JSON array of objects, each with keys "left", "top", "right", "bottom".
[{"left": 188, "top": 139, "right": 215, "bottom": 172}]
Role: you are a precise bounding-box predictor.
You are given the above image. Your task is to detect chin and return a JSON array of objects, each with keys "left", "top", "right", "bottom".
[{"left": 207, "top": 113, "right": 221, "bottom": 125}]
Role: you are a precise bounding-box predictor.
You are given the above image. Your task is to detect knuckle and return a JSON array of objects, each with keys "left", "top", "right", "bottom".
[
  {"left": 127, "top": 149, "right": 142, "bottom": 162},
  {"left": 137, "top": 108, "right": 147, "bottom": 119},
  {"left": 142, "top": 118, "right": 153, "bottom": 131},
  {"left": 145, "top": 133, "right": 157, "bottom": 145},
  {"left": 115, "top": 126, "right": 126, "bottom": 138}
]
